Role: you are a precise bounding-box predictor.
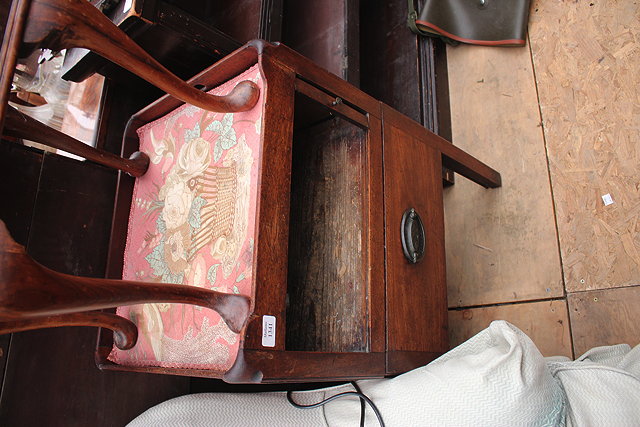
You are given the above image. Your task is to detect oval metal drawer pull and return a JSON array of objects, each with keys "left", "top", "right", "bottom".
[{"left": 401, "top": 208, "right": 426, "bottom": 264}]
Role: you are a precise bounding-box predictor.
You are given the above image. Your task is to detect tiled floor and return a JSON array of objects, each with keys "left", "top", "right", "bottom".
[{"left": 444, "top": 0, "right": 640, "bottom": 357}]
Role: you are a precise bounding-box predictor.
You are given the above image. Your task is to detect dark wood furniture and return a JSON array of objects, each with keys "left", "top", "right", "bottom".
[
  {"left": 96, "top": 40, "right": 499, "bottom": 383},
  {"left": 281, "top": 1, "right": 458, "bottom": 185},
  {"left": 0, "top": 0, "right": 469, "bottom": 424},
  {"left": 0, "top": 0, "right": 500, "bottom": 385},
  {"left": 61, "top": 0, "right": 283, "bottom": 84},
  {"left": 0, "top": 0, "right": 261, "bottom": 358},
  {"left": 0, "top": 142, "right": 191, "bottom": 426},
  {"left": 361, "top": 0, "right": 455, "bottom": 184},
  {"left": 282, "top": 0, "right": 360, "bottom": 85},
  {"left": 1, "top": 0, "right": 261, "bottom": 167}
]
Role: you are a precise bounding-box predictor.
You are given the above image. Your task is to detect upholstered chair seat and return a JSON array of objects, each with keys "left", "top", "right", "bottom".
[{"left": 110, "top": 66, "right": 264, "bottom": 374}]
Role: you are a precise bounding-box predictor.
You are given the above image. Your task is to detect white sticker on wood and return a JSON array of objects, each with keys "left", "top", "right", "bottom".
[{"left": 262, "top": 315, "right": 276, "bottom": 347}]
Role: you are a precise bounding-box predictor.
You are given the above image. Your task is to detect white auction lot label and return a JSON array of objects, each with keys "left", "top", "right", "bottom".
[{"left": 262, "top": 315, "right": 276, "bottom": 347}]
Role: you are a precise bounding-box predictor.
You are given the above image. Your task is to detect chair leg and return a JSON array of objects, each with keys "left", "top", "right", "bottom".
[
  {"left": 4, "top": 106, "right": 150, "bottom": 176},
  {"left": 0, "top": 220, "right": 251, "bottom": 334},
  {"left": 0, "top": 0, "right": 30, "bottom": 132},
  {"left": 0, "top": 311, "right": 138, "bottom": 350},
  {"left": 20, "top": 0, "right": 259, "bottom": 113}
]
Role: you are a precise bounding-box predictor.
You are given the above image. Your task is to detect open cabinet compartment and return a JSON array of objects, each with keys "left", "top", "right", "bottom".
[{"left": 285, "top": 91, "right": 370, "bottom": 353}]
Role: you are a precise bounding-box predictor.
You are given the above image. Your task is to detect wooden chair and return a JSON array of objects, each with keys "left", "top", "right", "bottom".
[
  {"left": 0, "top": 0, "right": 257, "bottom": 373},
  {"left": 0, "top": 0, "right": 502, "bottom": 383},
  {"left": 0, "top": 0, "right": 260, "bottom": 169}
]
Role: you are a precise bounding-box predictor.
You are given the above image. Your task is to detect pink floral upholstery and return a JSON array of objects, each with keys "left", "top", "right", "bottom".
[{"left": 109, "top": 65, "right": 263, "bottom": 372}]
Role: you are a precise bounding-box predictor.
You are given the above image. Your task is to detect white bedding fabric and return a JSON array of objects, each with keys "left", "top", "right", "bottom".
[
  {"left": 548, "top": 343, "right": 640, "bottom": 427},
  {"left": 127, "top": 321, "right": 640, "bottom": 426}
]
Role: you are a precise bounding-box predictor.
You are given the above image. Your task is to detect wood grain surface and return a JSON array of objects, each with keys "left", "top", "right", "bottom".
[
  {"left": 282, "top": 0, "right": 359, "bottom": 84},
  {"left": 444, "top": 44, "right": 563, "bottom": 307},
  {"left": 529, "top": 0, "right": 640, "bottom": 292},
  {"left": 286, "top": 118, "right": 368, "bottom": 352},
  {"left": 449, "top": 300, "right": 573, "bottom": 358},
  {"left": 382, "top": 105, "right": 448, "bottom": 358},
  {"left": 568, "top": 287, "right": 640, "bottom": 356}
]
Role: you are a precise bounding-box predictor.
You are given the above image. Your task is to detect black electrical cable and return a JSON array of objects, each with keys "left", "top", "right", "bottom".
[
  {"left": 286, "top": 382, "right": 385, "bottom": 427},
  {"left": 351, "top": 382, "right": 366, "bottom": 427}
]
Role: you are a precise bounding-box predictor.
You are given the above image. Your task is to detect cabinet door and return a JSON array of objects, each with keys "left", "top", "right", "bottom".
[{"left": 382, "top": 105, "right": 449, "bottom": 375}]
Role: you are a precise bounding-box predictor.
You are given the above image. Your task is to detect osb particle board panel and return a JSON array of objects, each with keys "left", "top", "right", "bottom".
[
  {"left": 444, "top": 44, "right": 563, "bottom": 307},
  {"left": 529, "top": 0, "right": 640, "bottom": 292},
  {"left": 449, "top": 300, "right": 572, "bottom": 358},
  {"left": 568, "top": 286, "right": 640, "bottom": 356}
]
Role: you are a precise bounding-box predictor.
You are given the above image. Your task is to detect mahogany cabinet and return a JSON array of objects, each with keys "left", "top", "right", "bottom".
[{"left": 97, "top": 41, "right": 499, "bottom": 382}]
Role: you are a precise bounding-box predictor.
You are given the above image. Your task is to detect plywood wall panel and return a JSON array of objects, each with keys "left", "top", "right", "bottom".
[
  {"left": 529, "top": 0, "right": 640, "bottom": 292},
  {"left": 444, "top": 45, "right": 563, "bottom": 307},
  {"left": 568, "top": 287, "right": 640, "bottom": 356},
  {"left": 449, "top": 300, "right": 573, "bottom": 358}
]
